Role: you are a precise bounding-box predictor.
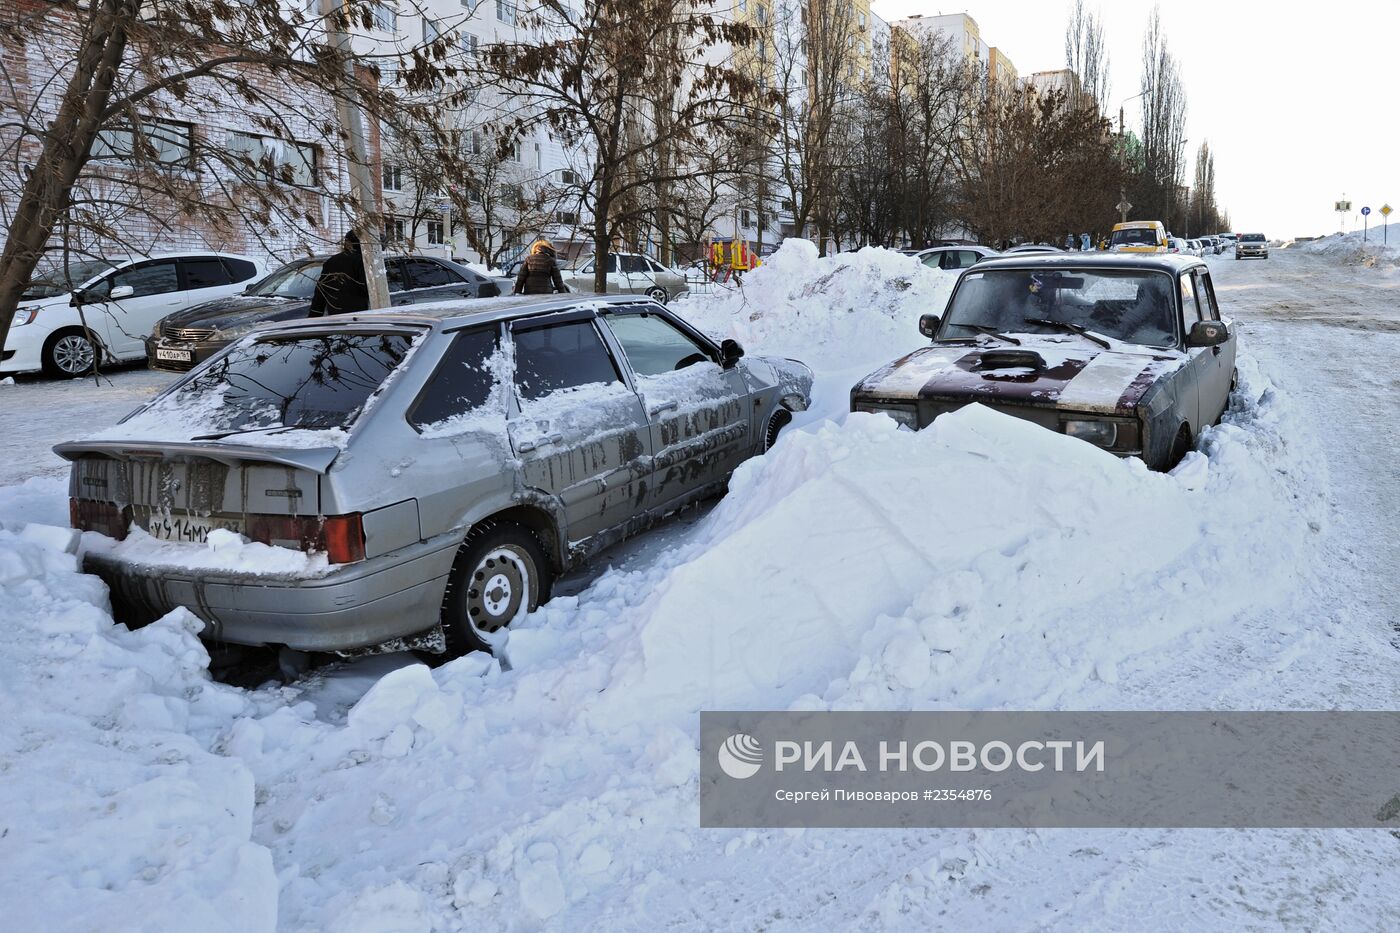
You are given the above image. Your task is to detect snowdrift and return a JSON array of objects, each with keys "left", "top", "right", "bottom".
[{"left": 1291, "top": 224, "right": 1400, "bottom": 266}]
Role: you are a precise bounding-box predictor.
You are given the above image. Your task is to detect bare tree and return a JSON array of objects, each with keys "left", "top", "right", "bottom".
[
  {"left": 0, "top": 0, "right": 465, "bottom": 355},
  {"left": 1064, "top": 0, "right": 1110, "bottom": 112},
  {"left": 1135, "top": 6, "right": 1188, "bottom": 230},
  {"left": 473, "top": 0, "right": 761, "bottom": 294}
]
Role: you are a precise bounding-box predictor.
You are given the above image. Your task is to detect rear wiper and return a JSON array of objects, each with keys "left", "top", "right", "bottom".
[
  {"left": 1022, "top": 318, "right": 1111, "bottom": 350},
  {"left": 962, "top": 324, "right": 1021, "bottom": 345}
]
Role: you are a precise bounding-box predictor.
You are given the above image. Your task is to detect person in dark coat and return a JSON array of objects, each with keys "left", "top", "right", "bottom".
[
  {"left": 513, "top": 239, "right": 568, "bottom": 295},
  {"left": 310, "top": 230, "right": 371, "bottom": 316}
]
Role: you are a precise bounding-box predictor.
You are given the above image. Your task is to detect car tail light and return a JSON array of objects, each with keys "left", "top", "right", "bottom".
[
  {"left": 70, "top": 498, "right": 129, "bottom": 539},
  {"left": 245, "top": 512, "right": 365, "bottom": 564}
]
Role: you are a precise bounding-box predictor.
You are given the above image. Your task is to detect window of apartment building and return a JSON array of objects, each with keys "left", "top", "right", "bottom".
[
  {"left": 383, "top": 164, "right": 403, "bottom": 191},
  {"left": 93, "top": 120, "right": 194, "bottom": 169},
  {"left": 470, "top": 130, "right": 483, "bottom": 156},
  {"left": 559, "top": 169, "right": 577, "bottom": 185},
  {"left": 383, "top": 216, "right": 406, "bottom": 244},
  {"left": 858, "top": 10, "right": 866, "bottom": 29},
  {"left": 756, "top": 3, "right": 766, "bottom": 24},
  {"left": 227, "top": 132, "right": 318, "bottom": 186},
  {"left": 426, "top": 220, "right": 445, "bottom": 245},
  {"left": 737, "top": 0, "right": 747, "bottom": 11},
  {"left": 460, "top": 33, "right": 480, "bottom": 58},
  {"left": 460, "top": 0, "right": 481, "bottom": 11},
  {"left": 496, "top": 0, "right": 515, "bottom": 24},
  {"left": 534, "top": 142, "right": 542, "bottom": 170},
  {"left": 372, "top": 2, "right": 397, "bottom": 31},
  {"left": 781, "top": 198, "right": 794, "bottom": 212},
  {"left": 424, "top": 16, "right": 443, "bottom": 42},
  {"left": 741, "top": 209, "right": 752, "bottom": 228},
  {"left": 556, "top": 211, "right": 578, "bottom": 226},
  {"left": 377, "top": 58, "right": 399, "bottom": 84}
]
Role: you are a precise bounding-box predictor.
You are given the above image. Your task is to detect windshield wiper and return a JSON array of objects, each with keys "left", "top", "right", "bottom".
[
  {"left": 961, "top": 324, "right": 1021, "bottom": 345},
  {"left": 1022, "top": 318, "right": 1112, "bottom": 350},
  {"left": 190, "top": 425, "right": 307, "bottom": 441}
]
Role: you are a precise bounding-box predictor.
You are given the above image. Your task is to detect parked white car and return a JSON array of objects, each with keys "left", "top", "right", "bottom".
[
  {"left": 559, "top": 252, "right": 689, "bottom": 303},
  {"left": 5, "top": 251, "right": 263, "bottom": 377}
]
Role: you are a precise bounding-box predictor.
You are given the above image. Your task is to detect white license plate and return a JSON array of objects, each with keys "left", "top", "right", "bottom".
[
  {"left": 142, "top": 512, "right": 243, "bottom": 544},
  {"left": 155, "top": 347, "right": 193, "bottom": 362}
]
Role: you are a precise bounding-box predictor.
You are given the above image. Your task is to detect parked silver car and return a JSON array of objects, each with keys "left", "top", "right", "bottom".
[
  {"left": 58, "top": 295, "right": 812, "bottom": 656},
  {"left": 559, "top": 252, "right": 689, "bottom": 303}
]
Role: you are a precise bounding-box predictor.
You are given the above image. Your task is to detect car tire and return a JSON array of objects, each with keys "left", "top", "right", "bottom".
[
  {"left": 763, "top": 407, "right": 793, "bottom": 452},
  {"left": 645, "top": 286, "right": 668, "bottom": 304},
  {"left": 1166, "top": 424, "right": 1193, "bottom": 470},
  {"left": 41, "top": 328, "right": 100, "bottom": 378},
  {"left": 440, "top": 520, "right": 552, "bottom": 657}
]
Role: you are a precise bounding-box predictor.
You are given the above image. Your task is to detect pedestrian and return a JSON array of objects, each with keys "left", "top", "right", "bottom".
[
  {"left": 513, "top": 239, "right": 568, "bottom": 295},
  {"left": 310, "top": 230, "right": 370, "bottom": 316}
]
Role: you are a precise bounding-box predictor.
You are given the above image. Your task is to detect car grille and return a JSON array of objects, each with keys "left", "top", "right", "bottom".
[{"left": 161, "top": 324, "right": 216, "bottom": 341}]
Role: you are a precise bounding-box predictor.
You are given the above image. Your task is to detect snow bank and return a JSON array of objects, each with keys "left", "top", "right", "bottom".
[
  {"left": 0, "top": 526, "right": 274, "bottom": 932},
  {"left": 82, "top": 526, "right": 333, "bottom": 577},
  {"left": 1292, "top": 224, "right": 1400, "bottom": 266},
  {"left": 675, "top": 239, "right": 955, "bottom": 372}
]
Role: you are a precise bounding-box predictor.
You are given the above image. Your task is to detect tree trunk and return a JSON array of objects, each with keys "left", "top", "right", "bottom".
[{"left": 0, "top": 0, "right": 134, "bottom": 352}]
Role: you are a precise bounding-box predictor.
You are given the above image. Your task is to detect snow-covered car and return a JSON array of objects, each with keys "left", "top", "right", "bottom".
[
  {"left": 1236, "top": 233, "right": 1269, "bottom": 260},
  {"left": 5, "top": 252, "right": 263, "bottom": 377},
  {"left": 58, "top": 295, "right": 812, "bottom": 656},
  {"left": 145, "top": 254, "right": 502, "bottom": 372},
  {"left": 913, "top": 245, "right": 1001, "bottom": 270},
  {"left": 559, "top": 252, "right": 689, "bottom": 303},
  {"left": 1004, "top": 244, "right": 1063, "bottom": 254},
  {"left": 849, "top": 253, "right": 1237, "bottom": 471}
]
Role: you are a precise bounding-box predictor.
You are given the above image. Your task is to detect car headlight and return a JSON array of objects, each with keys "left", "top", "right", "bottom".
[
  {"left": 1063, "top": 419, "right": 1118, "bottom": 447},
  {"left": 13, "top": 307, "right": 39, "bottom": 326},
  {"left": 853, "top": 401, "right": 919, "bottom": 429}
]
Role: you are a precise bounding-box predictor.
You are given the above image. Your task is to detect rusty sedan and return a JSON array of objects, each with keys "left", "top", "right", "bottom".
[{"left": 850, "top": 254, "right": 1237, "bottom": 470}]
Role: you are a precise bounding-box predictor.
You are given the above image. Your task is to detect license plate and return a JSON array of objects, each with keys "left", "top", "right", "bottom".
[
  {"left": 155, "top": 347, "right": 193, "bottom": 362},
  {"left": 141, "top": 511, "right": 243, "bottom": 544}
]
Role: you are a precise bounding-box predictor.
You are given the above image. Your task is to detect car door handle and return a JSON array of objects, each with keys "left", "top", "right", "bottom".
[
  {"left": 649, "top": 400, "right": 679, "bottom": 416},
  {"left": 518, "top": 432, "right": 564, "bottom": 453}
]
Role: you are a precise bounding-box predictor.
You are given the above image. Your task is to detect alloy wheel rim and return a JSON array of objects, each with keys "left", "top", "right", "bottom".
[
  {"left": 465, "top": 545, "right": 534, "bottom": 635},
  {"left": 54, "top": 335, "right": 94, "bottom": 374},
  {"left": 647, "top": 287, "right": 666, "bottom": 302}
]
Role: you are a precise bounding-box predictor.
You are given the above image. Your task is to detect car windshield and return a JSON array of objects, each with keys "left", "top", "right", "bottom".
[
  {"left": 152, "top": 332, "right": 415, "bottom": 434},
  {"left": 21, "top": 259, "right": 116, "bottom": 300},
  {"left": 941, "top": 268, "right": 1178, "bottom": 347},
  {"left": 1240, "top": 233, "right": 1265, "bottom": 242},
  {"left": 1111, "top": 227, "right": 1159, "bottom": 246},
  {"left": 247, "top": 260, "right": 324, "bottom": 299}
]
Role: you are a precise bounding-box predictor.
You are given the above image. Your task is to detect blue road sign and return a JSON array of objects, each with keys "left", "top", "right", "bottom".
[{"left": 1361, "top": 206, "right": 1371, "bottom": 216}]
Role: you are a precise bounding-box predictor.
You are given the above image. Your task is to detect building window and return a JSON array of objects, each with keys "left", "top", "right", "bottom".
[
  {"left": 534, "top": 142, "right": 542, "bottom": 169},
  {"left": 460, "top": 0, "right": 480, "bottom": 10},
  {"left": 426, "top": 220, "right": 444, "bottom": 245},
  {"left": 496, "top": 0, "right": 515, "bottom": 24},
  {"left": 461, "top": 33, "right": 480, "bottom": 57},
  {"left": 560, "top": 169, "right": 577, "bottom": 185},
  {"left": 556, "top": 210, "right": 578, "bottom": 226},
  {"left": 384, "top": 216, "right": 406, "bottom": 244},
  {"left": 383, "top": 164, "right": 403, "bottom": 191},
  {"left": 377, "top": 58, "right": 398, "bottom": 84},
  {"left": 424, "top": 16, "right": 441, "bottom": 42},
  {"left": 372, "top": 2, "right": 397, "bottom": 31},
  {"left": 741, "top": 209, "right": 752, "bottom": 228},
  {"left": 227, "top": 132, "right": 318, "bottom": 186},
  {"left": 93, "top": 120, "right": 194, "bottom": 168}
]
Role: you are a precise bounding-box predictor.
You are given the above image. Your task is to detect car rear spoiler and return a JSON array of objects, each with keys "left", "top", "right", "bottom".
[{"left": 52, "top": 440, "right": 341, "bottom": 474}]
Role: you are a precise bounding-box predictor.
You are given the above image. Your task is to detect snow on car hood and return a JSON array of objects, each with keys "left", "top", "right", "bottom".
[{"left": 854, "top": 335, "right": 1187, "bottom": 413}]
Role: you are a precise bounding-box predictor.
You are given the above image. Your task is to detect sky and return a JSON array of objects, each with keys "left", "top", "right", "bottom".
[{"left": 870, "top": 0, "right": 1400, "bottom": 237}]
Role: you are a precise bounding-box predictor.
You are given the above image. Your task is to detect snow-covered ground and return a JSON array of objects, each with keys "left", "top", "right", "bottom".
[{"left": 2, "top": 243, "right": 1398, "bottom": 931}]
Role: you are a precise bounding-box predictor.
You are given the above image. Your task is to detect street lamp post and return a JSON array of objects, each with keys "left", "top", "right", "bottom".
[{"left": 1117, "top": 92, "right": 1145, "bottom": 224}]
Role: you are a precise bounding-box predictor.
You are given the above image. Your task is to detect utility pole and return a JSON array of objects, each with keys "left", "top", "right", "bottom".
[
  {"left": 320, "top": 0, "right": 391, "bottom": 308},
  {"left": 1117, "top": 92, "right": 1144, "bottom": 226}
]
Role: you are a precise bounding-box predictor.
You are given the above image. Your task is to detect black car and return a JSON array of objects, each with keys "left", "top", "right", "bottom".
[{"left": 146, "top": 254, "right": 501, "bottom": 371}]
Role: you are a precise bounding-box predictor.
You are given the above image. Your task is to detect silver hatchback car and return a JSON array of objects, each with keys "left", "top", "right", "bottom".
[{"left": 58, "top": 295, "right": 812, "bottom": 656}]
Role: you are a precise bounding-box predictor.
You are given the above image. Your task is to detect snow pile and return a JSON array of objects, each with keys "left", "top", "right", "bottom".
[
  {"left": 1293, "top": 224, "right": 1400, "bottom": 266},
  {"left": 0, "top": 525, "right": 274, "bottom": 932},
  {"left": 82, "top": 526, "right": 333, "bottom": 577},
  {"left": 676, "top": 239, "right": 955, "bottom": 371}
]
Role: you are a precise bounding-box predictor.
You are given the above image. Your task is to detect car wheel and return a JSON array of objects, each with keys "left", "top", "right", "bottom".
[
  {"left": 42, "top": 328, "right": 100, "bottom": 378},
  {"left": 645, "top": 286, "right": 668, "bottom": 304},
  {"left": 764, "top": 407, "right": 793, "bottom": 452},
  {"left": 1166, "top": 424, "right": 1193, "bottom": 470},
  {"left": 441, "top": 521, "right": 551, "bottom": 656}
]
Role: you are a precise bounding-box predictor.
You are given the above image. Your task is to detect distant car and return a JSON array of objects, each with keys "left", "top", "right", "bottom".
[
  {"left": 850, "top": 253, "right": 1237, "bottom": 471},
  {"left": 559, "top": 252, "right": 689, "bottom": 303},
  {"left": 1166, "top": 237, "right": 1190, "bottom": 255},
  {"left": 61, "top": 294, "right": 813, "bottom": 656},
  {"left": 5, "top": 252, "right": 263, "bottom": 377},
  {"left": 1236, "top": 233, "right": 1269, "bottom": 260},
  {"left": 1004, "top": 244, "right": 1062, "bottom": 254},
  {"left": 913, "top": 245, "right": 1001, "bottom": 270},
  {"left": 1218, "top": 233, "right": 1237, "bottom": 250},
  {"left": 1109, "top": 221, "right": 1169, "bottom": 254},
  {"left": 146, "top": 254, "right": 502, "bottom": 372}
]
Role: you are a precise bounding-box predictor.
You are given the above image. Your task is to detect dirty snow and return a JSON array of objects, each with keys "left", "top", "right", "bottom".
[{"left": 0, "top": 245, "right": 1397, "bottom": 931}]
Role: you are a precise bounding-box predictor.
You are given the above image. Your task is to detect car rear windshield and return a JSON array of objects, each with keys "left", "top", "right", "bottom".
[
  {"left": 1110, "top": 227, "right": 1159, "bottom": 246},
  {"left": 159, "top": 333, "right": 415, "bottom": 434},
  {"left": 1240, "top": 233, "right": 1265, "bottom": 242},
  {"left": 942, "top": 268, "right": 1178, "bottom": 347}
]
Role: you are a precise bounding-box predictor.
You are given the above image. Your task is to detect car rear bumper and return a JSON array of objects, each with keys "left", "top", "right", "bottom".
[
  {"left": 84, "top": 534, "right": 461, "bottom": 651},
  {"left": 145, "top": 335, "right": 232, "bottom": 372}
]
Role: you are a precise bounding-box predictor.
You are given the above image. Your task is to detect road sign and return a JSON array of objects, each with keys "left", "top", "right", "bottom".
[
  {"left": 1361, "top": 206, "right": 1371, "bottom": 216},
  {"left": 1335, "top": 200, "right": 1352, "bottom": 212},
  {"left": 1382, "top": 204, "right": 1393, "bottom": 217},
  {"left": 1116, "top": 198, "right": 1133, "bottom": 219}
]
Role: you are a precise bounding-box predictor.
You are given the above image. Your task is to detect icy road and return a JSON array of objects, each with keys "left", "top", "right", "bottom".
[{"left": 1, "top": 244, "right": 1398, "bottom": 931}]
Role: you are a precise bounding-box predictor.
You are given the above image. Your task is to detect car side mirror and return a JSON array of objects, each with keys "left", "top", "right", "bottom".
[
  {"left": 1186, "top": 319, "right": 1229, "bottom": 348},
  {"left": 108, "top": 284, "right": 134, "bottom": 300},
  {"left": 919, "top": 313, "right": 941, "bottom": 338},
  {"left": 720, "top": 338, "right": 744, "bottom": 368}
]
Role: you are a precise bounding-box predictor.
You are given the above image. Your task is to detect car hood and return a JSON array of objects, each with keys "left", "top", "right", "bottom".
[
  {"left": 853, "top": 336, "right": 1186, "bottom": 414},
  {"left": 159, "top": 294, "right": 312, "bottom": 335}
]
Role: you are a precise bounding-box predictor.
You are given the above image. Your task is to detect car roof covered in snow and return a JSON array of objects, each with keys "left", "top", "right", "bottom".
[
  {"left": 247, "top": 293, "right": 656, "bottom": 337},
  {"left": 971, "top": 252, "right": 1207, "bottom": 274}
]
